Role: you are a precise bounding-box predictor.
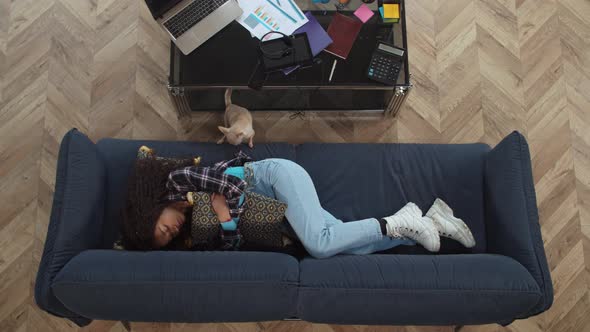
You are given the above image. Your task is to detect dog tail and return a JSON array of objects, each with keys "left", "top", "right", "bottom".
[{"left": 224, "top": 88, "right": 232, "bottom": 107}]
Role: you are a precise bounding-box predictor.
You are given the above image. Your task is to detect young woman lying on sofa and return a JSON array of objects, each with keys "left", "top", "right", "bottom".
[{"left": 121, "top": 150, "right": 475, "bottom": 259}]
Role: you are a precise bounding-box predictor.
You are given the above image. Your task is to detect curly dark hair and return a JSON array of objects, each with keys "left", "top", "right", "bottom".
[{"left": 121, "top": 156, "right": 193, "bottom": 251}]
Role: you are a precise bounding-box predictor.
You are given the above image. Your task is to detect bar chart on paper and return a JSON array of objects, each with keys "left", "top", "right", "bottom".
[
  {"left": 236, "top": 0, "right": 308, "bottom": 40},
  {"left": 244, "top": 6, "right": 280, "bottom": 32}
]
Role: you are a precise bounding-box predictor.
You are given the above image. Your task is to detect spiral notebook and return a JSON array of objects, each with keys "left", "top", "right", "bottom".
[{"left": 324, "top": 13, "right": 363, "bottom": 60}]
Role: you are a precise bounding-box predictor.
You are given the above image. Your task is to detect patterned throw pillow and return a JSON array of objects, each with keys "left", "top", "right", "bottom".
[
  {"left": 239, "top": 192, "right": 289, "bottom": 248},
  {"left": 189, "top": 191, "right": 293, "bottom": 250},
  {"left": 190, "top": 192, "right": 223, "bottom": 245}
]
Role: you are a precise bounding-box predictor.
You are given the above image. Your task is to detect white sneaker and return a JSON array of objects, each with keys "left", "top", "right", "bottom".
[
  {"left": 383, "top": 203, "right": 440, "bottom": 252},
  {"left": 426, "top": 198, "right": 476, "bottom": 248}
]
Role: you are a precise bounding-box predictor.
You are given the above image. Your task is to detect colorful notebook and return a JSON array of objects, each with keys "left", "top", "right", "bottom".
[
  {"left": 296, "top": 12, "right": 333, "bottom": 56},
  {"left": 282, "top": 12, "right": 333, "bottom": 75},
  {"left": 324, "top": 13, "right": 363, "bottom": 60}
]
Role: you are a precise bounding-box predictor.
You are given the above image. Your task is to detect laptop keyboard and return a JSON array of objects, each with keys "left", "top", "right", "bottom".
[{"left": 164, "top": 0, "right": 230, "bottom": 38}]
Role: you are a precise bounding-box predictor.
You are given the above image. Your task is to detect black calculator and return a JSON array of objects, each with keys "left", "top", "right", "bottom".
[{"left": 367, "top": 42, "right": 405, "bottom": 85}]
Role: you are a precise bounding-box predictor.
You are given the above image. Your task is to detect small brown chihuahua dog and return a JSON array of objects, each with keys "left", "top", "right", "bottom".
[{"left": 217, "top": 88, "right": 255, "bottom": 148}]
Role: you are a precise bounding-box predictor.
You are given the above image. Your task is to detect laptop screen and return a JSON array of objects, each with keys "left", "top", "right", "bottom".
[{"left": 145, "top": 0, "right": 183, "bottom": 19}]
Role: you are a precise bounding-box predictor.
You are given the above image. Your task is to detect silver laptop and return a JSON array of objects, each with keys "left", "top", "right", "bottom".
[{"left": 145, "top": 0, "right": 243, "bottom": 55}]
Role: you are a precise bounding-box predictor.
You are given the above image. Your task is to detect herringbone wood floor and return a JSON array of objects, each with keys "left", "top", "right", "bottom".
[{"left": 0, "top": 0, "right": 588, "bottom": 331}]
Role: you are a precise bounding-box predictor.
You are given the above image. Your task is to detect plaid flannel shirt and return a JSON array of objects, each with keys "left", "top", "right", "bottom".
[{"left": 165, "top": 151, "right": 252, "bottom": 219}]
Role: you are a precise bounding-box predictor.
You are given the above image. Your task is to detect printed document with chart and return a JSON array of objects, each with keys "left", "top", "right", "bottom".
[{"left": 236, "top": 0, "right": 308, "bottom": 40}]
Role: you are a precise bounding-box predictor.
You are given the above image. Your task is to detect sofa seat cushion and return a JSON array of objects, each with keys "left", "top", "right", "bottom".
[
  {"left": 95, "top": 140, "right": 296, "bottom": 248},
  {"left": 298, "top": 254, "right": 541, "bottom": 325},
  {"left": 52, "top": 250, "right": 299, "bottom": 322},
  {"left": 295, "top": 143, "right": 490, "bottom": 253}
]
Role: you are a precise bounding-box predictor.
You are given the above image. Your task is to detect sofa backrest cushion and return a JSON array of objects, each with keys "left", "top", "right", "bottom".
[
  {"left": 95, "top": 140, "right": 296, "bottom": 248},
  {"left": 295, "top": 143, "right": 490, "bottom": 253}
]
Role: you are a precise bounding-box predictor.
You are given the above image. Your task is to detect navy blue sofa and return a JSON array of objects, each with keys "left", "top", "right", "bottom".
[{"left": 35, "top": 129, "right": 553, "bottom": 327}]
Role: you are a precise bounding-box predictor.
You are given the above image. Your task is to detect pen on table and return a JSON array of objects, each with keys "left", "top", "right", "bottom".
[{"left": 329, "top": 60, "right": 338, "bottom": 83}]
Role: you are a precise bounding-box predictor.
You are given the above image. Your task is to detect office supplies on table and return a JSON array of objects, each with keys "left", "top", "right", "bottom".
[
  {"left": 265, "top": 0, "right": 297, "bottom": 23},
  {"left": 296, "top": 12, "right": 333, "bottom": 56},
  {"left": 367, "top": 42, "right": 404, "bottom": 85},
  {"left": 169, "top": 4, "right": 412, "bottom": 113},
  {"left": 282, "top": 12, "right": 333, "bottom": 75},
  {"left": 378, "top": 6, "right": 399, "bottom": 23},
  {"left": 329, "top": 60, "right": 338, "bottom": 82},
  {"left": 145, "top": 0, "right": 243, "bottom": 55},
  {"left": 260, "top": 32, "right": 313, "bottom": 72},
  {"left": 354, "top": 3, "right": 375, "bottom": 23},
  {"left": 236, "top": 0, "right": 308, "bottom": 40},
  {"left": 335, "top": 0, "right": 350, "bottom": 10},
  {"left": 324, "top": 13, "right": 363, "bottom": 60},
  {"left": 383, "top": 4, "right": 400, "bottom": 18},
  {"left": 286, "top": 0, "right": 306, "bottom": 20}
]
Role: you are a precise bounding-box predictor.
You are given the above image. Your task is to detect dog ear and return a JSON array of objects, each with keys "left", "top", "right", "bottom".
[
  {"left": 218, "top": 126, "right": 230, "bottom": 134},
  {"left": 237, "top": 132, "right": 245, "bottom": 137}
]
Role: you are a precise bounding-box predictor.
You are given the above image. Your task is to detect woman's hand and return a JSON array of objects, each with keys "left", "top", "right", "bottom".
[{"left": 211, "top": 193, "right": 231, "bottom": 222}]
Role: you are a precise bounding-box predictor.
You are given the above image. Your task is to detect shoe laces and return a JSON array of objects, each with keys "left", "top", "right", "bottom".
[{"left": 394, "top": 226, "right": 420, "bottom": 236}]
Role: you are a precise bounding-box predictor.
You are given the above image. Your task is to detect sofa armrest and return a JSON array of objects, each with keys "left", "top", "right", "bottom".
[
  {"left": 34, "top": 129, "right": 106, "bottom": 326},
  {"left": 51, "top": 250, "right": 299, "bottom": 322},
  {"left": 484, "top": 131, "right": 553, "bottom": 317}
]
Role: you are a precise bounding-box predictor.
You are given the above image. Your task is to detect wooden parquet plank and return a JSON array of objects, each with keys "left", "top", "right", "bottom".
[
  {"left": 0, "top": 1, "right": 53, "bottom": 331},
  {"left": 0, "top": 299, "right": 27, "bottom": 332},
  {"left": 27, "top": 302, "right": 80, "bottom": 332},
  {"left": 550, "top": 292, "right": 590, "bottom": 332},
  {"left": 133, "top": 3, "right": 178, "bottom": 141},
  {"left": 90, "top": 45, "right": 136, "bottom": 140},
  {"left": 461, "top": 325, "right": 507, "bottom": 332},
  {"left": 517, "top": 0, "right": 586, "bottom": 331},
  {"left": 180, "top": 112, "right": 225, "bottom": 142},
  {"left": 436, "top": 0, "right": 484, "bottom": 143},
  {"left": 0, "top": 0, "right": 9, "bottom": 51},
  {"left": 89, "top": 0, "right": 137, "bottom": 140},
  {"left": 476, "top": 0, "right": 526, "bottom": 145},
  {"left": 171, "top": 322, "right": 263, "bottom": 332},
  {"left": 0, "top": 0, "right": 7, "bottom": 108},
  {"left": 398, "top": 0, "right": 440, "bottom": 142},
  {"left": 543, "top": 242, "right": 586, "bottom": 331},
  {"left": 0, "top": 46, "right": 4, "bottom": 110},
  {"left": 0, "top": 242, "right": 31, "bottom": 332},
  {"left": 558, "top": 0, "right": 590, "bottom": 304}
]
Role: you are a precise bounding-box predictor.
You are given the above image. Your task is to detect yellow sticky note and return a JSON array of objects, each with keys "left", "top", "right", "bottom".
[{"left": 383, "top": 4, "right": 400, "bottom": 19}]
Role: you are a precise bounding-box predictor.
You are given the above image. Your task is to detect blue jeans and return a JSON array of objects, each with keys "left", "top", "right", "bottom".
[{"left": 245, "top": 159, "right": 413, "bottom": 258}]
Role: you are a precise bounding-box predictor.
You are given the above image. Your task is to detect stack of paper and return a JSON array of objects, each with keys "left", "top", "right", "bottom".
[{"left": 236, "top": 0, "right": 309, "bottom": 40}]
